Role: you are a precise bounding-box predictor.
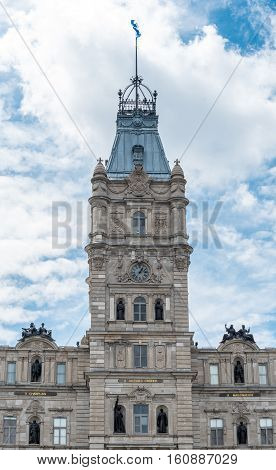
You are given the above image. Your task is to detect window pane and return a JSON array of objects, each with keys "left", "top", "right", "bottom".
[
  {"left": 60, "top": 435, "right": 66, "bottom": 445},
  {"left": 57, "top": 363, "right": 66, "bottom": 385},
  {"left": 261, "top": 428, "right": 266, "bottom": 445},
  {"left": 210, "top": 429, "right": 217, "bottom": 446},
  {"left": 3, "top": 417, "right": 16, "bottom": 445},
  {"left": 267, "top": 428, "right": 273, "bottom": 445},
  {"left": 217, "top": 428, "right": 224, "bottom": 445},
  {"left": 134, "top": 416, "right": 140, "bottom": 433},
  {"left": 210, "top": 364, "right": 219, "bottom": 385},
  {"left": 259, "top": 364, "right": 267, "bottom": 384},
  {"left": 133, "top": 212, "right": 146, "bottom": 235},
  {"left": 7, "top": 362, "right": 16, "bottom": 384},
  {"left": 59, "top": 418, "right": 67, "bottom": 427}
]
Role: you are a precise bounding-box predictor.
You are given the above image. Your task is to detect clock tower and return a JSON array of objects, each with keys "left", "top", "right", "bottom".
[{"left": 85, "top": 73, "right": 194, "bottom": 449}]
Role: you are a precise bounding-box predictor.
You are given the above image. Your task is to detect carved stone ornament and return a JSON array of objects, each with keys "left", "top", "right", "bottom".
[
  {"left": 154, "top": 213, "right": 168, "bottom": 236},
  {"left": 92, "top": 255, "right": 105, "bottom": 270},
  {"left": 116, "top": 345, "right": 126, "bottom": 368},
  {"left": 129, "top": 386, "right": 152, "bottom": 402},
  {"left": 218, "top": 340, "right": 258, "bottom": 353},
  {"left": 232, "top": 402, "right": 250, "bottom": 414},
  {"left": 126, "top": 165, "right": 151, "bottom": 197},
  {"left": 26, "top": 400, "right": 45, "bottom": 415},
  {"left": 175, "top": 256, "right": 188, "bottom": 271},
  {"left": 110, "top": 213, "right": 125, "bottom": 235},
  {"left": 155, "top": 345, "right": 166, "bottom": 368}
]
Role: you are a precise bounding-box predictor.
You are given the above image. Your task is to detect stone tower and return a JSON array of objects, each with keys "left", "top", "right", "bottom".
[{"left": 85, "top": 74, "right": 193, "bottom": 449}]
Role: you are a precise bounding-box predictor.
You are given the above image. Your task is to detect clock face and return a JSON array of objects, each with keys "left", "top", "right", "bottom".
[{"left": 130, "top": 262, "right": 150, "bottom": 282}]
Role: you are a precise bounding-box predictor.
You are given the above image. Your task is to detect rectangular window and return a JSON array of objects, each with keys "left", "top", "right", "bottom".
[
  {"left": 210, "top": 418, "right": 224, "bottom": 446},
  {"left": 134, "top": 345, "right": 147, "bottom": 368},
  {"left": 134, "top": 303, "right": 146, "bottom": 322},
  {"left": 56, "top": 363, "right": 66, "bottom": 385},
  {"left": 3, "top": 417, "right": 16, "bottom": 445},
  {"left": 133, "top": 404, "right": 148, "bottom": 434},
  {"left": 260, "top": 418, "right": 273, "bottom": 445},
  {"left": 53, "top": 418, "right": 67, "bottom": 445},
  {"left": 7, "top": 362, "right": 16, "bottom": 384},
  {"left": 259, "top": 364, "right": 268, "bottom": 385},
  {"left": 210, "top": 364, "right": 219, "bottom": 385}
]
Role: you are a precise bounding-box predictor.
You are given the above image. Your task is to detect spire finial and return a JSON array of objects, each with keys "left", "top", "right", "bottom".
[
  {"left": 174, "top": 159, "right": 180, "bottom": 166},
  {"left": 131, "top": 20, "right": 141, "bottom": 111}
]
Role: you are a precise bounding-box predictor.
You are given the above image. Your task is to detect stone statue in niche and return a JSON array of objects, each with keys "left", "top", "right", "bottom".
[
  {"left": 31, "top": 359, "right": 42, "bottom": 382},
  {"left": 116, "top": 299, "right": 125, "bottom": 320},
  {"left": 237, "top": 421, "right": 247, "bottom": 445},
  {"left": 114, "top": 397, "right": 125, "bottom": 433},
  {"left": 29, "top": 420, "right": 40, "bottom": 444},
  {"left": 234, "top": 360, "right": 244, "bottom": 383},
  {"left": 157, "top": 408, "right": 168, "bottom": 433},
  {"left": 155, "top": 299, "right": 164, "bottom": 320}
]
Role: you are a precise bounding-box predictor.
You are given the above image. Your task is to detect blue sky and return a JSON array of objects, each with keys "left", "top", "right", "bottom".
[{"left": 0, "top": 0, "right": 275, "bottom": 347}]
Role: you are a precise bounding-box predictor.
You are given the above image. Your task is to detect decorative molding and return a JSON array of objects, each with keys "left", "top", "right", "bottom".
[
  {"left": 218, "top": 340, "right": 259, "bottom": 353},
  {"left": 116, "top": 345, "right": 126, "bottom": 368},
  {"left": 26, "top": 400, "right": 45, "bottom": 415},
  {"left": 232, "top": 402, "right": 250, "bottom": 414},
  {"left": 155, "top": 345, "right": 166, "bottom": 369},
  {"left": 175, "top": 256, "right": 188, "bottom": 271},
  {"left": 91, "top": 255, "right": 105, "bottom": 270},
  {"left": 154, "top": 213, "right": 168, "bottom": 236},
  {"left": 128, "top": 386, "right": 152, "bottom": 402},
  {"left": 110, "top": 213, "right": 125, "bottom": 235}
]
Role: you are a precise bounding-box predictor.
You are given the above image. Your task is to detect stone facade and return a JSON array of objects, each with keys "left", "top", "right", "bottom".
[{"left": 0, "top": 74, "right": 275, "bottom": 449}]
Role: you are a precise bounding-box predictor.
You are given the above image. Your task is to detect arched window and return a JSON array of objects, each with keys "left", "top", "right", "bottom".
[
  {"left": 234, "top": 358, "right": 244, "bottom": 384},
  {"left": 133, "top": 297, "right": 146, "bottom": 322},
  {"left": 133, "top": 211, "right": 145, "bottom": 235},
  {"left": 31, "top": 358, "right": 42, "bottom": 383},
  {"left": 156, "top": 406, "right": 168, "bottom": 434}
]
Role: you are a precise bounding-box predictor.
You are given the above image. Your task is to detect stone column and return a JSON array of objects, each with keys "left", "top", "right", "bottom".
[
  {"left": 175, "top": 374, "right": 193, "bottom": 448},
  {"left": 89, "top": 373, "right": 106, "bottom": 449}
]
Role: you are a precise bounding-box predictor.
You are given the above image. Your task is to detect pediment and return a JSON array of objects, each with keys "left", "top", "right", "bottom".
[
  {"left": 16, "top": 336, "right": 58, "bottom": 351},
  {"left": 218, "top": 339, "right": 259, "bottom": 353}
]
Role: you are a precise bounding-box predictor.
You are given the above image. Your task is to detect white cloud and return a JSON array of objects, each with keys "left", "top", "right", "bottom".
[{"left": 0, "top": 0, "right": 275, "bottom": 346}]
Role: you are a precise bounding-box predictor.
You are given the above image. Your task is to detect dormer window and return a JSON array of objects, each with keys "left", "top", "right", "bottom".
[{"left": 133, "top": 211, "right": 145, "bottom": 235}]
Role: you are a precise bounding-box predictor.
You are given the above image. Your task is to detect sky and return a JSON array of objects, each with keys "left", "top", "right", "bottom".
[{"left": 0, "top": 0, "right": 275, "bottom": 348}]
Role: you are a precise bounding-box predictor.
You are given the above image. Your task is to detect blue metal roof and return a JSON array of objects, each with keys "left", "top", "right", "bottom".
[{"left": 106, "top": 78, "right": 171, "bottom": 180}]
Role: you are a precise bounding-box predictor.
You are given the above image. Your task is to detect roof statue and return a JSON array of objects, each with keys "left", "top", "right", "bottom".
[
  {"left": 20, "top": 322, "right": 54, "bottom": 342},
  {"left": 221, "top": 324, "right": 255, "bottom": 343}
]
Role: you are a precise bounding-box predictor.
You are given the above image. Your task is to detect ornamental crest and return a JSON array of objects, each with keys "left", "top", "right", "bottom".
[
  {"left": 126, "top": 165, "right": 151, "bottom": 197},
  {"left": 232, "top": 402, "right": 250, "bottom": 414},
  {"left": 129, "top": 387, "right": 152, "bottom": 402}
]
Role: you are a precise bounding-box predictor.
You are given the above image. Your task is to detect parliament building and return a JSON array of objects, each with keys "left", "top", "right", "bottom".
[{"left": 0, "top": 72, "right": 276, "bottom": 450}]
